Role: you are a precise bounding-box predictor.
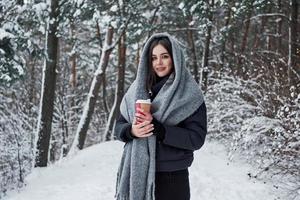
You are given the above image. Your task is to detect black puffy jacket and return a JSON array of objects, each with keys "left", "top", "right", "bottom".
[{"left": 114, "top": 76, "right": 207, "bottom": 172}]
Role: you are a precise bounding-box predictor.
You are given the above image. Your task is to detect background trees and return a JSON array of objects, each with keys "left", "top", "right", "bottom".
[
  {"left": 35, "top": 0, "right": 60, "bottom": 167},
  {"left": 0, "top": 0, "right": 299, "bottom": 198}
]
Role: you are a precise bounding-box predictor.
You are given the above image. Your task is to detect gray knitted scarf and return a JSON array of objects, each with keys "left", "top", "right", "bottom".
[{"left": 115, "top": 33, "right": 204, "bottom": 200}]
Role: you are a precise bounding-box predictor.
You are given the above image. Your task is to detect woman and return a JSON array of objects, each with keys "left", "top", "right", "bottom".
[{"left": 114, "top": 33, "right": 207, "bottom": 200}]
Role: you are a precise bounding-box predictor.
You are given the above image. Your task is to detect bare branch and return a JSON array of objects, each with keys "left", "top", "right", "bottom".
[{"left": 245, "top": 13, "right": 290, "bottom": 23}]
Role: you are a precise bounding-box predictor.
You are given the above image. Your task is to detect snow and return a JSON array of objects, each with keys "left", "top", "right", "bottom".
[
  {"left": 110, "top": 5, "right": 118, "bottom": 12},
  {"left": 189, "top": 21, "right": 195, "bottom": 26},
  {"left": 178, "top": 2, "right": 184, "bottom": 10},
  {"left": 4, "top": 140, "right": 282, "bottom": 200},
  {"left": 75, "top": 0, "right": 84, "bottom": 6},
  {"left": 190, "top": 3, "right": 199, "bottom": 13},
  {"left": 32, "top": 2, "right": 48, "bottom": 14},
  {"left": 0, "top": 74, "right": 12, "bottom": 82},
  {"left": 74, "top": 9, "right": 81, "bottom": 17},
  {"left": 0, "top": 28, "right": 15, "bottom": 40}
]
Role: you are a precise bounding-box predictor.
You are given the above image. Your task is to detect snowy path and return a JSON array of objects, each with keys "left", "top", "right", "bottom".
[{"left": 5, "top": 141, "right": 280, "bottom": 200}]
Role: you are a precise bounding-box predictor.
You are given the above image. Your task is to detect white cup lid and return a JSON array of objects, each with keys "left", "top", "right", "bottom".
[{"left": 136, "top": 99, "right": 151, "bottom": 104}]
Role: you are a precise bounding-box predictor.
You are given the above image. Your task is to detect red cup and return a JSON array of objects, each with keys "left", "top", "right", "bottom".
[{"left": 135, "top": 99, "right": 151, "bottom": 124}]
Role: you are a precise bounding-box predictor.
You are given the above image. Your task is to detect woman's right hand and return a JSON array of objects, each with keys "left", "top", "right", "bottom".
[{"left": 131, "top": 117, "right": 154, "bottom": 138}]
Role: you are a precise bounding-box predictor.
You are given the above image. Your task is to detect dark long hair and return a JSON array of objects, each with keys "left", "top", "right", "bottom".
[{"left": 146, "top": 37, "right": 173, "bottom": 92}]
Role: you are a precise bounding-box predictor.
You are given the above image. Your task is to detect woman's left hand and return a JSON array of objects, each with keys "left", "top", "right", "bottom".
[{"left": 135, "top": 107, "right": 153, "bottom": 124}]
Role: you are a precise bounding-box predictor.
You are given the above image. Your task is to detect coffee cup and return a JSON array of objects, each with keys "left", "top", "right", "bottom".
[{"left": 135, "top": 99, "right": 151, "bottom": 113}]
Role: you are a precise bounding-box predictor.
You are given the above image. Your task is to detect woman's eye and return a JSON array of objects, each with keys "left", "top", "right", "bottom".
[
  {"left": 162, "top": 55, "right": 169, "bottom": 59},
  {"left": 152, "top": 57, "right": 157, "bottom": 61}
]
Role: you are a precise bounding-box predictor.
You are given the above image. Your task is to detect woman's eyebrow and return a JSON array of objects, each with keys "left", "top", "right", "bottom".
[{"left": 152, "top": 52, "right": 169, "bottom": 56}]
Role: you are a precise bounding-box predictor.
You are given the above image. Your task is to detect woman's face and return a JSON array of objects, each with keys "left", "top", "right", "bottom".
[{"left": 152, "top": 44, "right": 173, "bottom": 77}]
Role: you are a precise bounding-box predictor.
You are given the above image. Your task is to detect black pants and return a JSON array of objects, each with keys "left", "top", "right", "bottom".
[{"left": 155, "top": 169, "right": 190, "bottom": 200}]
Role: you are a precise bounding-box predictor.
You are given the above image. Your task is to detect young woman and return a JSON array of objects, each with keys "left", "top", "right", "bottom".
[{"left": 114, "top": 33, "right": 207, "bottom": 200}]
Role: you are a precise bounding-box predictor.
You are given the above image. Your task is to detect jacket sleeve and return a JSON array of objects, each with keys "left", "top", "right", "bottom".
[
  {"left": 162, "top": 101, "right": 207, "bottom": 151},
  {"left": 114, "top": 114, "right": 136, "bottom": 143}
]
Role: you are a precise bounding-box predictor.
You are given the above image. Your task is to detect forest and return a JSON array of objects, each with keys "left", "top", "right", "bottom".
[{"left": 0, "top": 0, "right": 299, "bottom": 199}]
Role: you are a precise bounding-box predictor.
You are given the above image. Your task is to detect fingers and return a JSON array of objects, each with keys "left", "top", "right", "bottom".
[
  {"left": 140, "top": 124, "right": 154, "bottom": 134},
  {"left": 135, "top": 112, "right": 146, "bottom": 121},
  {"left": 139, "top": 132, "right": 154, "bottom": 138},
  {"left": 136, "top": 107, "right": 146, "bottom": 115},
  {"left": 135, "top": 111, "right": 152, "bottom": 122},
  {"left": 132, "top": 122, "right": 154, "bottom": 138},
  {"left": 136, "top": 120, "right": 151, "bottom": 128},
  {"left": 137, "top": 123, "right": 154, "bottom": 134}
]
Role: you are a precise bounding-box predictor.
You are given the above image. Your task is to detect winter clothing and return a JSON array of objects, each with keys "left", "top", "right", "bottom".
[
  {"left": 115, "top": 75, "right": 207, "bottom": 172},
  {"left": 114, "top": 32, "right": 206, "bottom": 200},
  {"left": 155, "top": 169, "right": 190, "bottom": 200}
]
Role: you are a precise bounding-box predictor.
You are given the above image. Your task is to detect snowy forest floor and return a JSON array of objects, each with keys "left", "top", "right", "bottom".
[{"left": 4, "top": 140, "right": 284, "bottom": 200}]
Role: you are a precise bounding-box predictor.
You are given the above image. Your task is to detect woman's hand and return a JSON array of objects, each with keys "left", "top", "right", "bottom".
[
  {"left": 135, "top": 107, "right": 153, "bottom": 123},
  {"left": 131, "top": 117, "right": 154, "bottom": 138}
]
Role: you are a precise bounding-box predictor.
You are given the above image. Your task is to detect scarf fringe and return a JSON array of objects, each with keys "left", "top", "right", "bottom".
[
  {"left": 115, "top": 194, "right": 130, "bottom": 200},
  {"left": 115, "top": 182, "right": 155, "bottom": 200}
]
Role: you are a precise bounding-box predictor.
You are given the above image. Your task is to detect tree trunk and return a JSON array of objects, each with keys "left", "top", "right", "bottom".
[
  {"left": 240, "top": 21, "right": 251, "bottom": 56},
  {"left": 13, "top": 131, "right": 24, "bottom": 183},
  {"left": 69, "top": 21, "right": 77, "bottom": 88},
  {"left": 35, "top": 0, "right": 59, "bottom": 167},
  {"left": 201, "top": 0, "right": 214, "bottom": 91},
  {"left": 276, "top": 0, "right": 283, "bottom": 54},
  {"left": 28, "top": 54, "right": 36, "bottom": 105},
  {"left": 102, "top": 71, "right": 110, "bottom": 115},
  {"left": 253, "top": 5, "right": 270, "bottom": 50},
  {"left": 96, "top": 21, "right": 103, "bottom": 49},
  {"left": 104, "top": 32, "right": 126, "bottom": 141},
  {"left": 220, "top": 2, "right": 232, "bottom": 70},
  {"left": 68, "top": 26, "right": 114, "bottom": 152},
  {"left": 187, "top": 15, "right": 199, "bottom": 83},
  {"left": 265, "top": 6, "right": 273, "bottom": 51},
  {"left": 27, "top": 54, "right": 36, "bottom": 152},
  {"left": 240, "top": 10, "right": 252, "bottom": 54},
  {"left": 238, "top": 0, "right": 254, "bottom": 72},
  {"left": 70, "top": 53, "right": 77, "bottom": 88},
  {"left": 59, "top": 59, "right": 69, "bottom": 158},
  {"left": 288, "top": 0, "right": 299, "bottom": 86},
  {"left": 61, "top": 97, "right": 68, "bottom": 158},
  {"left": 96, "top": 21, "right": 110, "bottom": 116}
]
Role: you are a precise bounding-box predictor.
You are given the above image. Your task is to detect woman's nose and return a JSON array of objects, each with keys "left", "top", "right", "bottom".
[{"left": 157, "top": 57, "right": 163, "bottom": 64}]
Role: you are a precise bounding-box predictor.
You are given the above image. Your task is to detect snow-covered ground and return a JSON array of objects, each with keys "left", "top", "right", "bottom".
[{"left": 4, "top": 140, "right": 282, "bottom": 200}]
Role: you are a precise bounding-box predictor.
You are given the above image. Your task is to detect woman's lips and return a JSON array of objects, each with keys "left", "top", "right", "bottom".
[{"left": 156, "top": 67, "right": 166, "bottom": 72}]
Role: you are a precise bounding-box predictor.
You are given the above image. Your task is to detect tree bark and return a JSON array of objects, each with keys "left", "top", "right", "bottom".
[
  {"left": 104, "top": 32, "right": 126, "bottom": 141},
  {"left": 276, "top": 0, "right": 283, "bottom": 54},
  {"left": 95, "top": 21, "right": 110, "bottom": 115},
  {"left": 70, "top": 55, "right": 77, "bottom": 88},
  {"left": 69, "top": 21, "right": 77, "bottom": 88},
  {"left": 240, "top": 9, "right": 252, "bottom": 54},
  {"left": 102, "top": 71, "right": 110, "bottom": 115},
  {"left": 265, "top": 6, "right": 273, "bottom": 51},
  {"left": 220, "top": 1, "right": 232, "bottom": 70},
  {"left": 187, "top": 15, "right": 199, "bottom": 83},
  {"left": 288, "top": 0, "right": 299, "bottom": 86},
  {"left": 253, "top": 5, "right": 271, "bottom": 50},
  {"left": 201, "top": 0, "right": 214, "bottom": 91},
  {"left": 35, "top": 0, "right": 59, "bottom": 167},
  {"left": 237, "top": 0, "right": 254, "bottom": 75}
]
